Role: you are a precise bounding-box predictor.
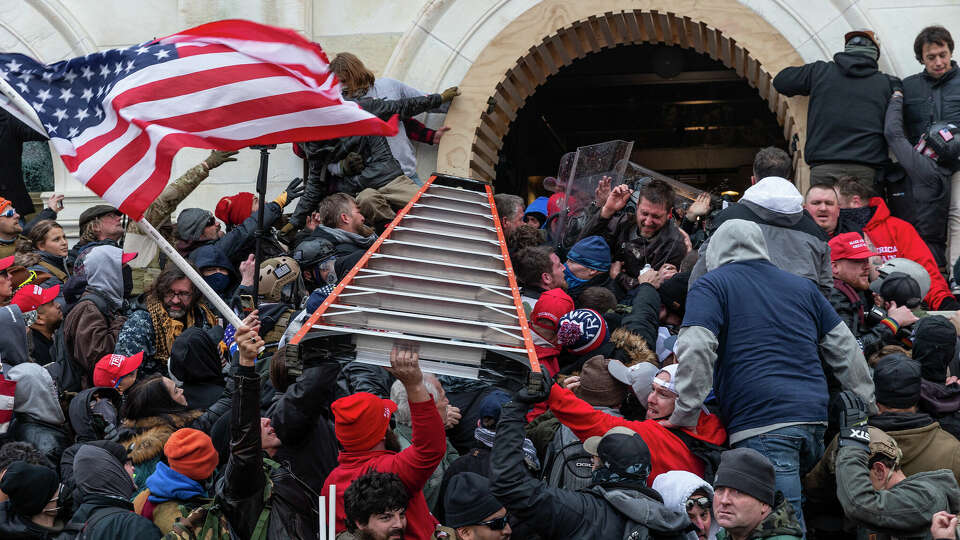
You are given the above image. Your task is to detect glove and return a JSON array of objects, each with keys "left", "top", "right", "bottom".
[
  {"left": 272, "top": 177, "right": 304, "bottom": 207},
  {"left": 340, "top": 152, "right": 365, "bottom": 176},
  {"left": 889, "top": 76, "right": 904, "bottom": 95},
  {"left": 440, "top": 86, "right": 461, "bottom": 103},
  {"left": 514, "top": 371, "right": 553, "bottom": 405},
  {"left": 204, "top": 149, "right": 239, "bottom": 169},
  {"left": 832, "top": 390, "right": 870, "bottom": 450}
]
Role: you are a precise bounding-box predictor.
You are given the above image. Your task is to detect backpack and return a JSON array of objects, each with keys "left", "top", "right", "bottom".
[
  {"left": 542, "top": 424, "right": 596, "bottom": 491},
  {"left": 667, "top": 428, "right": 725, "bottom": 485},
  {"left": 168, "top": 458, "right": 281, "bottom": 540},
  {"left": 48, "top": 293, "right": 112, "bottom": 393}
]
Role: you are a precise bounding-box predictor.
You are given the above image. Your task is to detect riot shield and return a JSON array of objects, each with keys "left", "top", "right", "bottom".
[{"left": 553, "top": 140, "right": 634, "bottom": 254}]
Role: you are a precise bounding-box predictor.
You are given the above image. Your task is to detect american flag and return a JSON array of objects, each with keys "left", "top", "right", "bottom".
[{"left": 0, "top": 19, "right": 398, "bottom": 220}]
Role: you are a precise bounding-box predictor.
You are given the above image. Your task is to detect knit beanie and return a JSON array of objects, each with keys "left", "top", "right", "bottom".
[
  {"left": 177, "top": 208, "right": 214, "bottom": 242},
  {"left": 215, "top": 192, "right": 255, "bottom": 227},
  {"left": 0, "top": 461, "right": 59, "bottom": 517},
  {"left": 874, "top": 353, "right": 922, "bottom": 408},
  {"left": 567, "top": 236, "right": 612, "bottom": 272},
  {"left": 444, "top": 472, "right": 503, "bottom": 528},
  {"left": 164, "top": 428, "right": 219, "bottom": 481},
  {"left": 714, "top": 448, "right": 776, "bottom": 506},
  {"left": 557, "top": 309, "right": 609, "bottom": 355},
  {"left": 913, "top": 315, "right": 957, "bottom": 383},
  {"left": 332, "top": 392, "right": 398, "bottom": 451},
  {"left": 574, "top": 355, "right": 627, "bottom": 408}
]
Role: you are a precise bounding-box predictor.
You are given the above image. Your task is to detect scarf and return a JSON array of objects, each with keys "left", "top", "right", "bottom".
[
  {"left": 563, "top": 263, "right": 589, "bottom": 291},
  {"left": 475, "top": 425, "right": 540, "bottom": 471},
  {"left": 146, "top": 294, "right": 216, "bottom": 363}
]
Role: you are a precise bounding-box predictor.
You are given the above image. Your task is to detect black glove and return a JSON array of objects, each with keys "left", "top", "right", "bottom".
[
  {"left": 833, "top": 390, "right": 871, "bottom": 450},
  {"left": 514, "top": 371, "right": 553, "bottom": 405},
  {"left": 340, "top": 152, "right": 365, "bottom": 176},
  {"left": 285, "top": 177, "right": 304, "bottom": 201},
  {"left": 889, "top": 75, "right": 903, "bottom": 95}
]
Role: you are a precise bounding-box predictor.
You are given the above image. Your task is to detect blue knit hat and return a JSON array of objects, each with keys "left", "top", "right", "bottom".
[
  {"left": 557, "top": 308, "right": 609, "bottom": 355},
  {"left": 567, "top": 236, "right": 612, "bottom": 272}
]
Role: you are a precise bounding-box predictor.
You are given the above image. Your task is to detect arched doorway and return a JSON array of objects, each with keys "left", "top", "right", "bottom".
[{"left": 467, "top": 10, "right": 801, "bottom": 195}]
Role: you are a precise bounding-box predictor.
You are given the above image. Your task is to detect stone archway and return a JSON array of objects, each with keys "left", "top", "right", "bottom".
[
  {"left": 468, "top": 10, "right": 802, "bottom": 185},
  {"left": 424, "top": 0, "right": 818, "bottom": 190}
]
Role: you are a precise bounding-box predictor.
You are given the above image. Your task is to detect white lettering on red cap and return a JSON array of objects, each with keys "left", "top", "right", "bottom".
[
  {"left": 108, "top": 354, "right": 124, "bottom": 368},
  {"left": 848, "top": 238, "right": 868, "bottom": 250}
]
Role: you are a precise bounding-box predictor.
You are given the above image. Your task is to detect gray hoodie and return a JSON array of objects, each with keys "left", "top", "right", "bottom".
[
  {"left": 7, "top": 362, "right": 65, "bottom": 425},
  {"left": 704, "top": 217, "right": 770, "bottom": 271},
  {"left": 73, "top": 444, "right": 136, "bottom": 500},
  {"left": 653, "top": 470, "right": 719, "bottom": 540},
  {"left": 84, "top": 245, "right": 125, "bottom": 310},
  {"left": 691, "top": 177, "right": 832, "bottom": 295},
  {"left": 0, "top": 305, "right": 29, "bottom": 366}
]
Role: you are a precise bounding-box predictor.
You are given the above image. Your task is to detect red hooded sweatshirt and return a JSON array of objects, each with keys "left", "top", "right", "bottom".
[
  {"left": 546, "top": 385, "right": 727, "bottom": 484},
  {"left": 323, "top": 399, "right": 446, "bottom": 540},
  {"left": 861, "top": 197, "right": 953, "bottom": 309}
]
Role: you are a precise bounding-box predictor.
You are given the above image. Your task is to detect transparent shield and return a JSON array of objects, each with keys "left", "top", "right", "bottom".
[{"left": 554, "top": 140, "right": 634, "bottom": 253}]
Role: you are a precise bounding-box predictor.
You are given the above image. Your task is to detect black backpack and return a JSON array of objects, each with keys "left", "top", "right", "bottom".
[
  {"left": 47, "top": 292, "right": 113, "bottom": 393},
  {"left": 542, "top": 424, "right": 596, "bottom": 491},
  {"left": 667, "top": 428, "right": 726, "bottom": 485}
]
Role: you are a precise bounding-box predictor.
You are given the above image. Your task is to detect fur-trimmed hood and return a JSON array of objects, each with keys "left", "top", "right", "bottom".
[
  {"left": 610, "top": 327, "right": 658, "bottom": 367},
  {"left": 119, "top": 410, "right": 203, "bottom": 465}
]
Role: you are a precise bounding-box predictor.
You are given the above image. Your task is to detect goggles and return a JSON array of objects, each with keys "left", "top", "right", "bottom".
[{"left": 686, "top": 496, "right": 711, "bottom": 511}]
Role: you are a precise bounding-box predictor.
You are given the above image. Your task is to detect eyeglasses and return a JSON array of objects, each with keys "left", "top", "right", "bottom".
[
  {"left": 164, "top": 290, "right": 194, "bottom": 302},
  {"left": 0, "top": 208, "right": 15, "bottom": 218},
  {"left": 476, "top": 514, "right": 510, "bottom": 530},
  {"left": 686, "top": 496, "right": 711, "bottom": 511}
]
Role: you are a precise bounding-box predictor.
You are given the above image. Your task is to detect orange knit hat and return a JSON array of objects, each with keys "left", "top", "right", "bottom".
[{"left": 164, "top": 428, "right": 219, "bottom": 481}]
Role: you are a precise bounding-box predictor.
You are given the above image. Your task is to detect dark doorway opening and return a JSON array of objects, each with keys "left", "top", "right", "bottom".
[{"left": 494, "top": 43, "right": 787, "bottom": 200}]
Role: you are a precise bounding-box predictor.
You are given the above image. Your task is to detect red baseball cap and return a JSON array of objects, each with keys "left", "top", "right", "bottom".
[
  {"left": 829, "top": 232, "right": 878, "bottom": 262},
  {"left": 332, "top": 392, "right": 398, "bottom": 451},
  {"left": 11, "top": 284, "right": 60, "bottom": 313},
  {"left": 0, "top": 255, "right": 13, "bottom": 272},
  {"left": 93, "top": 351, "right": 143, "bottom": 388},
  {"left": 121, "top": 252, "right": 138, "bottom": 265}
]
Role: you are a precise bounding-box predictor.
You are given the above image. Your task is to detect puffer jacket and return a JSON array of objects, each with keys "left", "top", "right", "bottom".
[
  {"left": 6, "top": 363, "right": 70, "bottom": 469},
  {"left": 902, "top": 61, "right": 960, "bottom": 144},
  {"left": 219, "top": 366, "right": 319, "bottom": 539},
  {"left": 301, "top": 93, "right": 442, "bottom": 195},
  {"left": 490, "top": 400, "right": 695, "bottom": 540},
  {"left": 716, "top": 492, "right": 802, "bottom": 539},
  {"left": 773, "top": 51, "right": 896, "bottom": 167}
]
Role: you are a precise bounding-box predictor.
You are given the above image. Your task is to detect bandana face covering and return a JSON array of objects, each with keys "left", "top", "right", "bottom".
[{"left": 563, "top": 263, "right": 589, "bottom": 290}]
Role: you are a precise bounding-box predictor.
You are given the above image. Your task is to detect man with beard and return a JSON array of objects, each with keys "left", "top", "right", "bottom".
[
  {"left": 324, "top": 343, "right": 447, "bottom": 540},
  {"left": 303, "top": 193, "right": 379, "bottom": 281},
  {"left": 114, "top": 265, "right": 217, "bottom": 376},
  {"left": 68, "top": 205, "right": 125, "bottom": 277},
  {"left": 514, "top": 246, "right": 567, "bottom": 314},
  {"left": 828, "top": 232, "right": 917, "bottom": 359},
  {"left": 341, "top": 470, "right": 410, "bottom": 540}
]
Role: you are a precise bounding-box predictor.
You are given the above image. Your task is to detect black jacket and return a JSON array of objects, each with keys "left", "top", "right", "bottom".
[
  {"left": 266, "top": 357, "right": 341, "bottom": 495},
  {"left": 774, "top": 52, "right": 897, "bottom": 167},
  {"left": 827, "top": 279, "right": 897, "bottom": 361},
  {"left": 884, "top": 94, "right": 952, "bottom": 265},
  {"left": 0, "top": 501, "right": 62, "bottom": 539},
  {"left": 0, "top": 109, "right": 47, "bottom": 216},
  {"left": 219, "top": 367, "right": 319, "bottom": 539},
  {"left": 490, "top": 400, "right": 693, "bottom": 540},
  {"left": 57, "top": 494, "right": 159, "bottom": 540},
  {"left": 301, "top": 94, "right": 442, "bottom": 196},
  {"left": 11, "top": 418, "right": 71, "bottom": 474},
  {"left": 902, "top": 61, "right": 960, "bottom": 145}
]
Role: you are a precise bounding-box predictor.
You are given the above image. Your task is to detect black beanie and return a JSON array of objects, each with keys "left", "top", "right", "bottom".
[
  {"left": 0, "top": 461, "right": 59, "bottom": 517},
  {"left": 874, "top": 353, "right": 922, "bottom": 408},
  {"left": 714, "top": 448, "right": 775, "bottom": 507},
  {"left": 913, "top": 316, "right": 957, "bottom": 383},
  {"left": 443, "top": 472, "right": 503, "bottom": 528},
  {"left": 659, "top": 271, "right": 691, "bottom": 316}
]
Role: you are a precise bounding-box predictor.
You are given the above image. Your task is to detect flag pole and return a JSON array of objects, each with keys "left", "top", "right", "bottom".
[{"left": 137, "top": 218, "right": 244, "bottom": 329}]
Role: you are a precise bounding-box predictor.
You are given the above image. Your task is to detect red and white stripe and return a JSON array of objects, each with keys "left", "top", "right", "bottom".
[
  {"left": 0, "top": 377, "right": 14, "bottom": 435},
  {"left": 53, "top": 19, "right": 397, "bottom": 220}
]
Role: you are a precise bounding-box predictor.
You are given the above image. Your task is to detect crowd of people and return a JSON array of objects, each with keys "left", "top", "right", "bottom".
[{"left": 0, "top": 23, "right": 960, "bottom": 540}]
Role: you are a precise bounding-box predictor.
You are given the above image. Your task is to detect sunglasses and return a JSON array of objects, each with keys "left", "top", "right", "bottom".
[
  {"left": 476, "top": 514, "right": 510, "bottom": 530},
  {"left": 686, "top": 496, "right": 711, "bottom": 511},
  {"left": 0, "top": 208, "right": 15, "bottom": 219}
]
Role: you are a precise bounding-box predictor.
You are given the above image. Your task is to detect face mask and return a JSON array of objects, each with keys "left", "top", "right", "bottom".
[
  {"left": 203, "top": 273, "right": 231, "bottom": 294},
  {"left": 122, "top": 265, "right": 133, "bottom": 297},
  {"left": 563, "top": 263, "right": 589, "bottom": 290}
]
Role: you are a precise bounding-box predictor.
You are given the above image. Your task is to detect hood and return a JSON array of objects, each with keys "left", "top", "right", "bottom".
[
  {"left": 594, "top": 485, "right": 694, "bottom": 535},
  {"left": 189, "top": 245, "right": 237, "bottom": 278},
  {"left": 83, "top": 245, "right": 125, "bottom": 308},
  {"left": 740, "top": 177, "right": 803, "bottom": 215},
  {"left": 920, "top": 379, "right": 960, "bottom": 415},
  {"left": 705, "top": 220, "right": 770, "bottom": 271},
  {"left": 912, "top": 316, "right": 956, "bottom": 383},
  {"left": 653, "top": 470, "right": 719, "bottom": 540},
  {"left": 170, "top": 327, "right": 224, "bottom": 385},
  {"left": 7, "top": 362, "right": 65, "bottom": 425},
  {"left": 314, "top": 225, "right": 376, "bottom": 249},
  {"left": 0, "top": 306, "right": 29, "bottom": 366},
  {"left": 177, "top": 208, "right": 213, "bottom": 242},
  {"left": 869, "top": 412, "right": 935, "bottom": 433},
  {"left": 834, "top": 51, "right": 879, "bottom": 77},
  {"left": 866, "top": 197, "right": 891, "bottom": 226},
  {"left": 145, "top": 461, "right": 206, "bottom": 502},
  {"left": 69, "top": 387, "right": 121, "bottom": 443},
  {"left": 73, "top": 444, "right": 136, "bottom": 500}
]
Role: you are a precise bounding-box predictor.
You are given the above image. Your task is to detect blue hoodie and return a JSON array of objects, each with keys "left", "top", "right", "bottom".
[{"left": 145, "top": 462, "right": 206, "bottom": 503}]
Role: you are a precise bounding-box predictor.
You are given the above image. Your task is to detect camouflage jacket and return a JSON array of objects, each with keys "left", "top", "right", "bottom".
[
  {"left": 127, "top": 163, "right": 209, "bottom": 234},
  {"left": 716, "top": 492, "right": 802, "bottom": 540}
]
